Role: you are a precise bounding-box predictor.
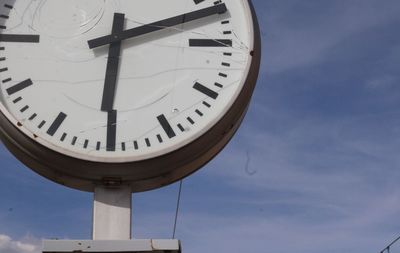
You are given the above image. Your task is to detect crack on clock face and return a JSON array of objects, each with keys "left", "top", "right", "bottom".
[
  {"left": 32, "top": 66, "right": 244, "bottom": 85},
  {"left": 62, "top": 87, "right": 170, "bottom": 113},
  {"left": 231, "top": 30, "right": 250, "bottom": 51},
  {"left": 7, "top": 0, "right": 106, "bottom": 39}
]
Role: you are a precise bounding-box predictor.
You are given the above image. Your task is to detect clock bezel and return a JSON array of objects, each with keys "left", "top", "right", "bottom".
[{"left": 0, "top": 0, "right": 261, "bottom": 192}]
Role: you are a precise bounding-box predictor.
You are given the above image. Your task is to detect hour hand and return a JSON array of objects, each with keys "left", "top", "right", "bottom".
[
  {"left": 101, "top": 13, "right": 125, "bottom": 112},
  {"left": 88, "top": 3, "right": 227, "bottom": 49}
]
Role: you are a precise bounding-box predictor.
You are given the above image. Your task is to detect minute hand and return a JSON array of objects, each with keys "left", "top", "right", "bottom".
[{"left": 88, "top": 3, "right": 228, "bottom": 49}]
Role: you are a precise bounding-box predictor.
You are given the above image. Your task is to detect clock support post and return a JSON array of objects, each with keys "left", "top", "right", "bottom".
[
  {"left": 92, "top": 186, "right": 132, "bottom": 240},
  {"left": 42, "top": 186, "right": 181, "bottom": 253}
]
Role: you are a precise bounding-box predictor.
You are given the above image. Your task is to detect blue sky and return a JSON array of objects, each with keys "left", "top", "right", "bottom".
[{"left": 1, "top": 0, "right": 400, "bottom": 252}]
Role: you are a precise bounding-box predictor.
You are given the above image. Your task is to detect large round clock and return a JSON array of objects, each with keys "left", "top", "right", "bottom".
[{"left": 0, "top": 0, "right": 260, "bottom": 192}]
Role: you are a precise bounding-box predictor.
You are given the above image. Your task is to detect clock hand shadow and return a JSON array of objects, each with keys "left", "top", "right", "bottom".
[
  {"left": 92, "top": 44, "right": 110, "bottom": 58},
  {"left": 91, "top": 12, "right": 231, "bottom": 58}
]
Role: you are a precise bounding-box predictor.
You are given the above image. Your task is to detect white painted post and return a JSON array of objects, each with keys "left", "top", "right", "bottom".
[
  {"left": 43, "top": 185, "right": 182, "bottom": 252},
  {"left": 92, "top": 186, "right": 132, "bottom": 240}
]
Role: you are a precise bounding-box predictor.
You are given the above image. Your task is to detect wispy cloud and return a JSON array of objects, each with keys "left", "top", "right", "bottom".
[
  {"left": 0, "top": 234, "right": 40, "bottom": 253},
  {"left": 193, "top": 113, "right": 400, "bottom": 251},
  {"left": 259, "top": 0, "right": 400, "bottom": 74}
]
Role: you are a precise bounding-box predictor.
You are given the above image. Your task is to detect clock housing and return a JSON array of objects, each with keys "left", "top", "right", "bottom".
[{"left": 0, "top": 0, "right": 261, "bottom": 192}]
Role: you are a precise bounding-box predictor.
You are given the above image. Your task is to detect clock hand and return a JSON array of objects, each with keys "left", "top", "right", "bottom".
[
  {"left": 107, "top": 110, "right": 117, "bottom": 152},
  {"left": 88, "top": 3, "right": 227, "bottom": 49},
  {"left": 101, "top": 13, "right": 125, "bottom": 112}
]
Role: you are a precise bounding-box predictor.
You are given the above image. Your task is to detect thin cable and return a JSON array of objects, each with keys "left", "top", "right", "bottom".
[
  {"left": 172, "top": 180, "right": 183, "bottom": 239},
  {"left": 380, "top": 235, "right": 400, "bottom": 253}
]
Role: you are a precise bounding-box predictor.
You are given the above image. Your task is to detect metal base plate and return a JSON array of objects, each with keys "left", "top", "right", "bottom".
[{"left": 42, "top": 240, "right": 181, "bottom": 253}]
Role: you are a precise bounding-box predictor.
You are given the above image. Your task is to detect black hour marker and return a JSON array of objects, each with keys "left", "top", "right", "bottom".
[
  {"left": 0, "top": 34, "right": 40, "bottom": 43},
  {"left": 6, "top": 79, "right": 33, "bottom": 95},
  {"left": 157, "top": 114, "right": 176, "bottom": 139},
  {"left": 96, "top": 142, "right": 101, "bottom": 151},
  {"left": 194, "top": 0, "right": 205, "bottom": 4},
  {"left": 223, "top": 52, "right": 232, "bottom": 56},
  {"left": 4, "top": 4, "right": 13, "bottom": 9},
  {"left": 221, "top": 20, "right": 229, "bottom": 24},
  {"left": 219, "top": 72, "right": 227, "bottom": 78},
  {"left": 222, "top": 62, "right": 230, "bottom": 67},
  {"left": 193, "top": 82, "right": 219, "bottom": 99},
  {"left": 47, "top": 112, "right": 67, "bottom": 136},
  {"left": 3, "top": 78, "right": 11, "bottom": 83},
  {"left": 189, "top": 39, "right": 232, "bottom": 47},
  {"left": 106, "top": 110, "right": 117, "bottom": 151},
  {"left": 134, "top": 141, "right": 138, "bottom": 150},
  {"left": 223, "top": 31, "right": 232, "bottom": 35},
  {"left": 121, "top": 142, "right": 126, "bottom": 151}
]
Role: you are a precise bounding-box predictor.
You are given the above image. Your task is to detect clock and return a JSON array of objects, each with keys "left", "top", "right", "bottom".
[{"left": 0, "top": 0, "right": 260, "bottom": 192}]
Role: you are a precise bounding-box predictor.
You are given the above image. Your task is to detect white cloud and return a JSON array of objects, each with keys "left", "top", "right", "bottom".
[
  {"left": 0, "top": 234, "right": 40, "bottom": 253},
  {"left": 366, "top": 75, "right": 398, "bottom": 90}
]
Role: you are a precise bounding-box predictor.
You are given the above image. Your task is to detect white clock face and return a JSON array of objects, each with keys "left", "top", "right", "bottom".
[{"left": 0, "top": 0, "right": 255, "bottom": 163}]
